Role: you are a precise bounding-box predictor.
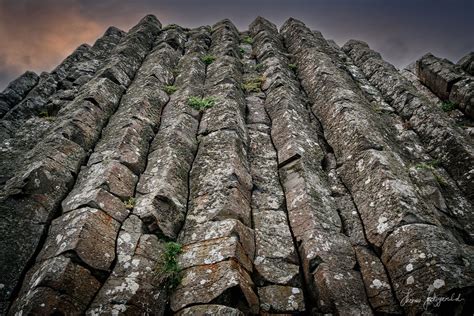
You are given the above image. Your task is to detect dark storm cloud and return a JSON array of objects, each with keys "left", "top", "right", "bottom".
[{"left": 1, "top": 0, "right": 473, "bottom": 90}]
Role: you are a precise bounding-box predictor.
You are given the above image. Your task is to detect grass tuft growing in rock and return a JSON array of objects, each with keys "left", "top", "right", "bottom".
[
  {"left": 172, "top": 67, "right": 180, "bottom": 77},
  {"left": 242, "top": 76, "right": 265, "bottom": 93},
  {"left": 243, "top": 36, "right": 253, "bottom": 45},
  {"left": 164, "top": 85, "right": 178, "bottom": 95},
  {"left": 124, "top": 197, "right": 136, "bottom": 210},
  {"left": 433, "top": 172, "right": 448, "bottom": 186},
  {"left": 39, "top": 110, "right": 56, "bottom": 122},
  {"left": 288, "top": 63, "right": 297, "bottom": 72},
  {"left": 441, "top": 100, "right": 457, "bottom": 112},
  {"left": 414, "top": 160, "right": 447, "bottom": 186},
  {"left": 255, "top": 63, "right": 264, "bottom": 72},
  {"left": 415, "top": 160, "right": 440, "bottom": 170},
  {"left": 158, "top": 242, "right": 182, "bottom": 291},
  {"left": 187, "top": 96, "right": 216, "bottom": 111},
  {"left": 201, "top": 54, "right": 216, "bottom": 65}
]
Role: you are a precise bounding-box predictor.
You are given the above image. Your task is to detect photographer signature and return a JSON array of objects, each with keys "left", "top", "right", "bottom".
[{"left": 400, "top": 288, "right": 464, "bottom": 310}]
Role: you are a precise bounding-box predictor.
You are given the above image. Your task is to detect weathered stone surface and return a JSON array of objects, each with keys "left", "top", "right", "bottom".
[
  {"left": 343, "top": 40, "right": 474, "bottom": 205},
  {"left": 258, "top": 285, "right": 305, "bottom": 313},
  {"left": 416, "top": 53, "right": 474, "bottom": 118},
  {"left": 251, "top": 17, "right": 372, "bottom": 314},
  {"left": 0, "top": 26, "right": 125, "bottom": 193},
  {"left": 176, "top": 304, "right": 244, "bottom": 315},
  {"left": 450, "top": 77, "right": 474, "bottom": 117},
  {"left": 38, "top": 207, "right": 120, "bottom": 271},
  {"left": 1, "top": 15, "right": 161, "bottom": 313},
  {"left": 253, "top": 210, "right": 297, "bottom": 264},
  {"left": 9, "top": 255, "right": 100, "bottom": 315},
  {"left": 242, "top": 36, "right": 304, "bottom": 296},
  {"left": 179, "top": 236, "right": 253, "bottom": 271},
  {"left": 134, "top": 113, "right": 198, "bottom": 238},
  {"left": 87, "top": 225, "right": 168, "bottom": 315},
  {"left": 178, "top": 218, "right": 255, "bottom": 260},
  {"left": 458, "top": 51, "right": 474, "bottom": 75},
  {"left": 170, "top": 260, "right": 259, "bottom": 313},
  {"left": 0, "top": 71, "right": 39, "bottom": 117},
  {"left": 185, "top": 130, "right": 252, "bottom": 228},
  {"left": 355, "top": 245, "right": 402, "bottom": 314},
  {"left": 416, "top": 53, "right": 464, "bottom": 100},
  {"left": 248, "top": 130, "right": 285, "bottom": 211},
  {"left": 382, "top": 224, "right": 473, "bottom": 315},
  {"left": 62, "top": 161, "right": 136, "bottom": 220},
  {"left": 312, "top": 264, "right": 373, "bottom": 315},
  {"left": 133, "top": 27, "right": 209, "bottom": 240},
  {"left": 337, "top": 46, "right": 474, "bottom": 243},
  {"left": 3, "top": 72, "right": 57, "bottom": 121},
  {"left": 280, "top": 19, "right": 472, "bottom": 314},
  {"left": 402, "top": 63, "right": 444, "bottom": 108}
]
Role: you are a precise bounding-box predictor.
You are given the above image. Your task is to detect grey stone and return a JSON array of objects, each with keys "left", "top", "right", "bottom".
[
  {"left": 170, "top": 260, "right": 259, "bottom": 313},
  {"left": 10, "top": 255, "right": 100, "bottom": 315},
  {"left": 38, "top": 207, "right": 120, "bottom": 271},
  {"left": 258, "top": 285, "right": 305, "bottom": 313},
  {"left": 457, "top": 52, "right": 474, "bottom": 75},
  {"left": 176, "top": 305, "right": 244, "bottom": 315}
]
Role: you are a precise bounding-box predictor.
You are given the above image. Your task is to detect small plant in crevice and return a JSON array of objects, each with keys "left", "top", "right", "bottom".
[
  {"left": 124, "top": 197, "right": 136, "bottom": 210},
  {"left": 201, "top": 54, "right": 216, "bottom": 65},
  {"left": 239, "top": 47, "right": 245, "bottom": 55},
  {"left": 172, "top": 67, "right": 180, "bottom": 77},
  {"left": 433, "top": 171, "right": 448, "bottom": 186},
  {"left": 242, "top": 76, "right": 265, "bottom": 93},
  {"left": 255, "top": 63, "right": 264, "bottom": 72},
  {"left": 157, "top": 241, "right": 183, "bottom": 291},
  {"left": 39, "top": 110, "right": 56, "bottom": 122},
  {"left": 187, "top": 96, "right": 216, "bottom": 111},
  {"left": 415, "top": 160, "right": 440, "bottom": 170},
  {"left": 441, "top": 100, "right": 457, "bottom": 112},
  {"left": 288, "top": 63, "right": 297, "bottom": 72},
  {"left": 164, "top": 85, "right": 178, "bottom": 95},
  {"left": 414, "top": 160, "right": 447, "bottom": 186},
  {"left": 242, "top": 36, "right": 253, "bottom": 45}
]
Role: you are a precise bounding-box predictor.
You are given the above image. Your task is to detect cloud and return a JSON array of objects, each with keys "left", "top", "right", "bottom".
[
  {"left": 0, "top": 0, "right": 473, "bottom": 90},
  {"left": 0, "top": 0, "right": 104, "bottom": 88}
]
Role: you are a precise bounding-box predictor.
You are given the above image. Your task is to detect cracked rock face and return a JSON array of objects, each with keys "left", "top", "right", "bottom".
[{"left": 1, "top": 15, "right": 473, "bottom": 315}]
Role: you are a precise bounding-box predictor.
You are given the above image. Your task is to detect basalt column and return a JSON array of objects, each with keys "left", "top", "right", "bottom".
[
  {"left": 170, "top": 20, "right": 259, "bottom": 314},
  {"left": 282, "top": 18, "right": 474, "bottom": 315},
  {"left": 243, "top": 24, "right": 306, "bottom": 313},
  {"left": 0, "top": 15, "right": 161, "bottom": 314},
  {"left": 251, "top": 17, "right": 374, "bottom": 315}
]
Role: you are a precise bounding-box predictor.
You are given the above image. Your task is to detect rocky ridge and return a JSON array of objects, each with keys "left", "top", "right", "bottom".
[{"left": 0, "top": 15, "right": 473, "bottom": 315}]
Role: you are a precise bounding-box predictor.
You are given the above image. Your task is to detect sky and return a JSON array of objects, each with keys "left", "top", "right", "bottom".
[{"left": 0, "top": 0, "right": 473, "bottom": 90}]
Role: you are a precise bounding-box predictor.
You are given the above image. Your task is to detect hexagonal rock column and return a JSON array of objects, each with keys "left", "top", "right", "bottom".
[
  {"left": 282, "top": 18, "right": 474, "bottom": 315},
  {"left": 3, "top": 15, "right": 161, "bottom": 315},
  {"left": 244, "top": 20, "right": 305, "bottom": 314},
  {"left": 87, "top": 26, "right": 211, "bottom": 315},
  {"left": 133, "top": 26, "right": 210, "bottom": 240},
  {"left": 3, "top": 26, "right": 125, "bottom": 123},
  {"left": 251, "top": 17, "right": 372, "bottom": 315},
  {"left": 0, "top": 71, "right": 39, "bottom": 117},
  {"left": 416, "top": 53, "right": 473, "bottom": 118},
  {"left": 332, "top": 43, "right": 474, "bottom": 244},
  {"left": 458, "top": 52, "right": 474, "bottom": 75},
  {"left": 342, "top": 40, "right": 474, "bottom": 205},
  {"left": 325, "top": 40, "right": 473, "bottom": 313},
  {"left": 0, "top": 26, "right": 125, "bottom": 194},
  {"left": 170, "top": 20, "right": 258, "bottom": 314}
]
